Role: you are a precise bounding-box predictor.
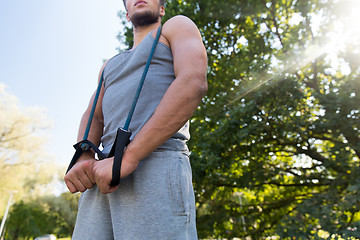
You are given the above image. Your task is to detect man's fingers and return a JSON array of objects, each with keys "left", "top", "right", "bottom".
[
  {"left": 65, "top": 174, "right": 93, "bottom": 193},
  {"left": 71, "top": 177, "right": 87, "bottom": 193},
  {"left": 79, "top": 174, "right": 95, "bottom": 189},
  {"left": 107, "top": 186, "right": 119, "bottom": 194},
  {"left": 94, "top": 175, "right": 107, "bottom": 194},
  {"left": 85, "top": 170, "right": 96, "bottom": 185},
  {"left": 81, "top": 160, "right": 96, "bottom": 184},
  {"left": 97, "top": 181, "right": 118, "bottom": 194},
  {"left": 64, "top": 178, "right": 79, "bottom": 194},
  {"left": 99, "top": 182, "right": 110, "bottom": 194},
  {"left": 93, "top": 158, "right": 114, "bottom": 194},
  {"left": 94, "top": 170, "right": 110, "bottom": 194},
  {"left": 64, "top": 159, "right": 96, "bottom": 193}
]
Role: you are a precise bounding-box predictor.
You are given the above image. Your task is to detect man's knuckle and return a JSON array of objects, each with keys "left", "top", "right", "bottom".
[
  {"left": 70, "top": 187, "right": 78, "bottom": 193},
  {"left": 82, "top": 160, "right": 92, "bottom": 169}
]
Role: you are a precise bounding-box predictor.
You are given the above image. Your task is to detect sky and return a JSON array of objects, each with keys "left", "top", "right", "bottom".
[{"left": 0, "top": 0, "right": 127, "bottom": 167}]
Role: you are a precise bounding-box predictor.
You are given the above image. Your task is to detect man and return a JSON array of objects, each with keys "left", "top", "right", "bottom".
[{"left": 64, "top": 0, "right": 207, "bottom": 239}]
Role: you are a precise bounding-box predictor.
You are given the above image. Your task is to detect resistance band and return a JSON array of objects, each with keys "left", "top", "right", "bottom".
[{"left": 66, "top": 26, "right": 162, "bottom": 187}]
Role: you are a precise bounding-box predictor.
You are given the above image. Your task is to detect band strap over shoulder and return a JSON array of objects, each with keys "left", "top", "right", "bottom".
[
  {"left": 66, "top": 26, "right": 163, "bottom": 188},
  {"left": 109, "top": 26, "right": 163, "bottom": 186}
]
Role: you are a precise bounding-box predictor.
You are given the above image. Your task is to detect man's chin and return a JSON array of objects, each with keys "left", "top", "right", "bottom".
[{"left": 131, "top": 11, "right": 159, "bottom": 28}]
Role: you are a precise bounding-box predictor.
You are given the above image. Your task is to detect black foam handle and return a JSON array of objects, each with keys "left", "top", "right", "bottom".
[{"left": 109, "top": 128, "right": 131, "bottom": 187}]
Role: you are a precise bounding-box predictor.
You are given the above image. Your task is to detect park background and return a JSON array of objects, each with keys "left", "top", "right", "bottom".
[{"left": 1, "top": 0, "right": 359, "bottom": 239}]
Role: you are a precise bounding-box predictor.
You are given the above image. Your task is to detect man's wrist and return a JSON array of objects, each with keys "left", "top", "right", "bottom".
[
  {"left": 124, "top": 144, "right": 141, "bottom": 166},
  {"left": 78, "top": 150, "right": 96, "bottom": 162}
]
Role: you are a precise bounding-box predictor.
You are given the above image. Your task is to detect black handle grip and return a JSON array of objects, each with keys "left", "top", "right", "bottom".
[{"left": 110, "top": 128, "right": 131, "bottom": 187}]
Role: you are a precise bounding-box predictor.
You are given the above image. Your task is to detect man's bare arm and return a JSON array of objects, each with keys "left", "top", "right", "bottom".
[
  {"left": 125, "top": 16, "right": 208, "bottom": 165},
  {"left": 64, "top": 63, "right": 106, "bottom": 193}
]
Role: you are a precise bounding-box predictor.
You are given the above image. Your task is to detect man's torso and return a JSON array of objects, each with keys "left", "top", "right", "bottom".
[{"left": 101, "top": 31, "right": 190, "bottom": 155}]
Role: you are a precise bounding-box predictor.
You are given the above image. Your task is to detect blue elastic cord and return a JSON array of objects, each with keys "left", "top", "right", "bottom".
[
  {"left": 82, "top": 26, "right": 161, "bottom": 139},
  {"left": 83, "top": 70, "right": 105, "bottom": 140},
  {"left": 123, "top": 26, "right": 162, "bottom": 130}
]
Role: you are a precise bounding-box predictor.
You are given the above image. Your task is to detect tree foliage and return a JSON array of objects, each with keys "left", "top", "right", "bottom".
[
  {"left": 0, "top": 85, "right": 87, "bottom": 239},
  {"left": 118, "top": 0, "right": 360, "bottom": 238},
  {"left": 0, "top": 83, "right": 68, "bottom": 239},
  {"left": 4, "top": 192, "right": 80, "bottom": 240},
  {"left": 0, "top": 84, "right": 60, "bottom": 215}
]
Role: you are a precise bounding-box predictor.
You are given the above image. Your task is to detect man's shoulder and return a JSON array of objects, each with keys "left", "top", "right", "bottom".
[
  {"left": 162, "top": 15, "right": 201, "bottom": 42},
  {"left": 163, "top": 15, "right": 197, "bottom": 31}
]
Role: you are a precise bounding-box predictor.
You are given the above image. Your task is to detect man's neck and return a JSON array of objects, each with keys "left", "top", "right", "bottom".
[{"left": 132, "top": 21, "right": 161, "bottom": 49}]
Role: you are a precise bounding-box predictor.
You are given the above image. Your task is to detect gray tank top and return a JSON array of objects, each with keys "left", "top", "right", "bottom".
[{"left": 101, "top": 31, "right": 190, "bottom": 155}]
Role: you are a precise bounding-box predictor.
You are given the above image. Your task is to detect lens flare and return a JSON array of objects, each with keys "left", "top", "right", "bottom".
[{"left": 227, "top": 0, "right": 360, "bottom": 105}]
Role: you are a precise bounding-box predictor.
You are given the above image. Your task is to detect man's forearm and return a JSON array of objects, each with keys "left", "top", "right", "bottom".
[
  {"left": 75, "top": 62, "right": 106, "bottom": 160},
  {"left": 64, "top": 103, "right": 103, "bottom": 193},
  {"left": 125, "top": 74, "right": 207, "bottom": 163},
  {"left": 76, "top": 107, "right": 104, "bottom": 160}
]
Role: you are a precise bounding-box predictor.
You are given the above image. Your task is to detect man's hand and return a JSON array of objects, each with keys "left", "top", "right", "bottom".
[
  {"left": 64, "top": 158, "right": 96, "bottom": 193},
  {"left": 93, "top": 152, "right": 139, "bottom": 194}
]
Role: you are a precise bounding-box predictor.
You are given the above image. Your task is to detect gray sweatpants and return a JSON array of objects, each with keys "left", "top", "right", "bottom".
[{"left": 72, "top": 150, "right": 198, "bottom": 240}]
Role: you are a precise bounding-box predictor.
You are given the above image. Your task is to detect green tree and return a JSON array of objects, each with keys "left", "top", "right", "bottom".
[
  {"left": 0, "top": 84, "right": 58, "bottom": 216},
  {"left": 42, "top": 192, "right": 80, "bottom": 237},
  {"left": 5, "top": 201, "right": 50, "bottom": 240},
  {"left": 0, "top": 84, "right": 70, "bottom": 239},
  {"left": 5, "top": 193, "right": 80, "bottom": 240},
  {"left": 119, "top": 0, "right": 360, "bottom": 238}
]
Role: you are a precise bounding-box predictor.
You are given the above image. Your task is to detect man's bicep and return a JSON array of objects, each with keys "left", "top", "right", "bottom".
[
  {"left": 173, "top": 39, "right": 207, "bottom": 78},
  {"left": 166, "top": 19, "right": 207, "bottom": 79}
]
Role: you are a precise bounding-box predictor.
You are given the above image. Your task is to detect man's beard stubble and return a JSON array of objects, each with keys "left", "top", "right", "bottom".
[{"left": 130, "top": 10, "right": 160, "bottom": 28}]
